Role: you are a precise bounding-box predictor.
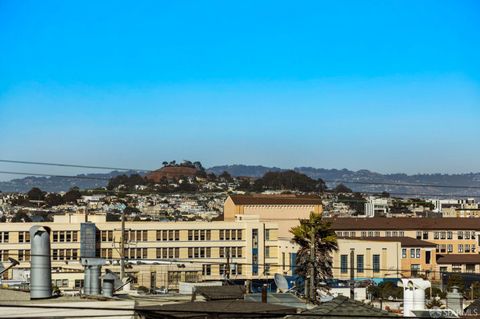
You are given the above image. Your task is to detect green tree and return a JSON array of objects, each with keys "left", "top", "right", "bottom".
[
  {"left": 465, "top": 281, "right": 480, "bottom": 299},
  {"left": 27, "top": 187, "right": 46, "bottom": 201},
  {"left": 290, "top": 212, "right": 338, "bottom": 299},
  {"left": 64, "top": 187, "right": 82, "bottom": 203},
  {"left": 447, "top": 273, "right": 465, "bottom": 292},
  {"left": 124, "top": 206, "right": 141, "bottom": 215},
  {"left": 11, "top": 210, "right": 32, "bottom": 222},
  {"left": 45, "top": 193, "right": 64, "bottom": 207},
  {"left": 426, "top": 286, "right": 447, "bottom": 299},
  {"left": 333, "top": 183, "right": 352, "bottom": 193},
  {"left": 207, "top": 173, "right": 217, "bottom": 181},
  {"left": 237, "top": 179, "right": 251, "bottom": 190},
  {"left": 106, "top": 212, "right": 121, "bottom": 221},
  {"left": 255, "top": 170, "right": 323, "bottom": 192},
  {"left": 219, "top": 171, "right": 233, "bottom": 182}
]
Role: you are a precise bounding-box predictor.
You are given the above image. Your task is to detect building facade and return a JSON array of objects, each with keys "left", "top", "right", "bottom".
[
  {"left": 224, "top": 194, "right": 323, "bottom": 238},
  {"left": 331, "top": 218, "right": 480, "bottom": 255},
  {"left": 0, "top": 213, "right": 300, "bottom": 291},
  {"left": 333, "top": 237, "right": 437, "bottom": 281}
]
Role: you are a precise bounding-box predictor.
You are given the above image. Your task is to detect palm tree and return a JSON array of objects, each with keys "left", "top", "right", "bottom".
[{"left": 290, "top": 212, "right": 338, "bottom": 301}]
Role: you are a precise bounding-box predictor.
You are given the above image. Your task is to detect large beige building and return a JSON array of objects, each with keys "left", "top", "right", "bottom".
[
  {"left": 224, "top": 194, "right": 323, "bottom": 238},
  {"left": 0, "top": 213, "right": 299, "bottom": 291},
  {"left": 333, "top": 237, "right": 437, "bottom": 281},
  {"left": 331, "top": 217, "right": 480, "bottom": 255}
]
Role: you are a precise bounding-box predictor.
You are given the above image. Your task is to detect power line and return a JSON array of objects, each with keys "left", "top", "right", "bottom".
[
  {"left": 2, "top": 251, "right": 463, "bottom": 275},
  {"left": 0, "top": 159, "right": 147, "bottom": 172},
  {"left": 1, "top": 170, "right": 479, "bottom": 198},
  {"left": 1, "top": 159, "right": 480, "bottom": 191},
  {"left": 0, "top": 171, "right": 110, "bottom": 181},
  {"left": 324, "top": 179, "right": 480, "bottom": 190}
]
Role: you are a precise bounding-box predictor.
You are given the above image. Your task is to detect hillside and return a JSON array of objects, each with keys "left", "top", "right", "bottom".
[
  {"left": 0, "top": 170, "right": 144, "bottom": 193},
  {"left": 209, "top": 165, "right": 480, "bottom": 198},
  {"left": 1, "top": 164, "right": 479, "bottom": 198}
]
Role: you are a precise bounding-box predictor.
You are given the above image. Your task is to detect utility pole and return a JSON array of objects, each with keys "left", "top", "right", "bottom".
[
  {"left": 225, "top": 247, "right": 231, "bottom": 280},
  {"left": 120, "top": 209, "right": 125, "bottom": 280},
  {"left": 350, "top": 249, "right": 355, "bottom": 300},
  {"left": 309, "top": 230, "right": 315, "bottom": 303}
]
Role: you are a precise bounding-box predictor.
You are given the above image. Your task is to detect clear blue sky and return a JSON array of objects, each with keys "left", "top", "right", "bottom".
[{"left": 0, "top": 0, "right": 479, "bottom": 180}]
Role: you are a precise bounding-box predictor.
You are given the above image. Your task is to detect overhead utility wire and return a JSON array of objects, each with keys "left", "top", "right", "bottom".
[
  {"left": 325, "top": 179, "right": 480, "bottom": 190},
  {"left": 1, "top": 159, "right": 480, "bottom": 190},
  {"left": 1, "top": 170, "right": 477, "bottom": 198},
  {"left": 0, "top": 171, "right": 110, "bottom": 181},
  {"left": 0, "top": 159, "right": 145, "bottom": 172},
  {"left": 2, "top": 252, "right": 460, "bottom": 275},
  {"left": 0, "top": 170, "right": 478, "bottom": 198}
]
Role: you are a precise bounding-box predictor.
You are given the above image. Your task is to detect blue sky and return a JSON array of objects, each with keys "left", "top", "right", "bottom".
[{"left": 0, "top": 0, "right": 479, "bottom": 180}]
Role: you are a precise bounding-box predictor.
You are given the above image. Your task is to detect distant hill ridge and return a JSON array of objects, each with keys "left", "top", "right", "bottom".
[
  {"left": 208, "top": 165, "right": 480, "bottom": 198},
  {"left": 0, "top": 164, "right": 479, "bottom": 197}
]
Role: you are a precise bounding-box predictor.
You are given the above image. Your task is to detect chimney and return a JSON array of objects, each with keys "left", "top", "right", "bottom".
[{"left": 29, "top": 226, "right": 52, "bottom": 299}]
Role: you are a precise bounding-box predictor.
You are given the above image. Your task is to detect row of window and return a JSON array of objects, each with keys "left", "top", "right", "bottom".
[
  {"left": 0, "top": 229, "right": 250, "bottom": 244},
  {"left": 440, "top": 264, "right": 476, "bottom": 273},
  {"left": 157, "top": 230, "right": 181, "bottom": 241},
  {"left": 10, "top": 247, "right": 249, "bottom": 261},
  {"left": 52, "top": 249, "right": 79, "bottom": 261},
  {"left": 432, "top": 231, "right": 475, "bottom": 240},
  {"left": 337, "top": 231, "right": 405, "bottom": 237},
  {"left": 337, "top": 230, "right": 477, "bottom": 240},
  {"left": 52, "top": 231, "right": 78, "bottom": 243},
  {"left": 188, "top": 247, "right": 211, "bottom": 258},
  {"left": 219, "top": 263, "right": 243, "bottom": 276},
  {"left": 402, "top": 248, "right": 421, "bottom": 259},
  {"left": 188, "top": 230, "right": 211, "bottom": 241},
  {"left": 219, "top": 229, "right": 242, "bottom": 241},
  {"left": 101, "top": 229, "right": 244, "bottom": 242},
  {"left": 219, "top": 247, "right": 243, "bottom": 258},
  {"left": 125, "top": 230, "right": 148, "bottom": 242},
  {"left": 158, "top": 247, "right": 181, "bottom": 259},
  {"left": 126, "top": 248, "right": 148, "bottom": 259},
  {"left": 436, "top": 244, "right": 476, "bottom": 253},
  {"left": 340, "top": 254, "right": 380, "bottom": 273}
]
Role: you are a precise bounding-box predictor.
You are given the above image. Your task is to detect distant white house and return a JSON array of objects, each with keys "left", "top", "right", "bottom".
[{"left": 362, "top": 197, "right": 389, "bottom": 218}]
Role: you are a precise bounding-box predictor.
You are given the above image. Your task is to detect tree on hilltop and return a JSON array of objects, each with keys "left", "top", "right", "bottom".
[{"left": 27, "top": 187, "right": 46, "bottom": 201}]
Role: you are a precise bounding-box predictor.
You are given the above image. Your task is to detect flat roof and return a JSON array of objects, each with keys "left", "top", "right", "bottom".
[
  {"left": 339, "top": 236, "right": 436, "bottom": 247},
  {"left": 230, "top": 194, "right": 322, "bottom": 205},
  {"left": 437, "top": 254, "right": 480, "bottom": 264}
]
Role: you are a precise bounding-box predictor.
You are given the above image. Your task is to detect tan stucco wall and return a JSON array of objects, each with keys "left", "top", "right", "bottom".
[{"left": 333, "top": 239, "right": 401, "bottom": 280}]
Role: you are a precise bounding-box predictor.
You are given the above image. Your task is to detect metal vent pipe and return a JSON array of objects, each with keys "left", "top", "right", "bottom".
[
  {"left": 102, "top": 272, "right": 116, "bottom": 298},
  {"left": 29, "top": 226, "right": 52, "bottom": 299},
  {"left": 90, "top": 266, "right": 101, "bottom": 295},
  {"left": 84, "top": 266, "right": 91, "bottom": 295}
]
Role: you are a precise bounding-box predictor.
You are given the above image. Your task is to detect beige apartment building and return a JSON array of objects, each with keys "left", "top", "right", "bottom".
[
  {"left": 442, "top": 207, "right": 480, "bottom": 218},
  {"left": 224, "top": 194, "right": 323, "bottom": 238},
  {"left": 331, "top": 218, "right": 480, "bottom": 255},
  {"left": 0, "top": 213, "right": 299, "bottom": 291},
  {"left": 333, "top": 237, "right": 437, "bottom": 281}
]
